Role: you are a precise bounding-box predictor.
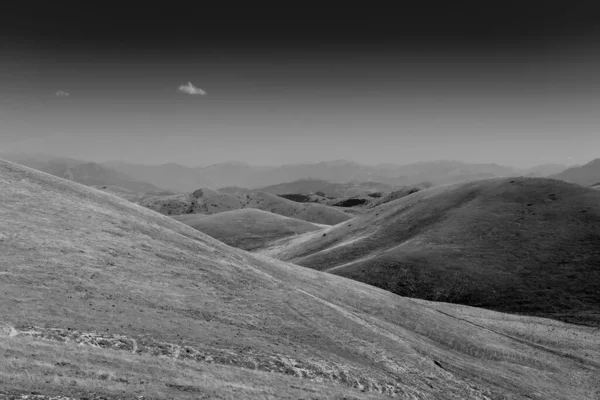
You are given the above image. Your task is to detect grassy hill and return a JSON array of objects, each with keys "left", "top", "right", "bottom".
[
  {"left": 1, "top": 159, "right": 599, "bottom": 399},
  {"left": 259, "top": 179, "right": 397, "bottom": 197},
  {"left": 551, "top": 158, "right": 600, "bottom": 186},
  {"left": 260, "top": 177, "right": 600, "bottom": 326},
  {"left": 172, "top": 209, "right": 322, "bottom": 250},
  {"left": 275, "top": 185, "right": 426, "bottom": 212},
  {"left": 365, "top": 186, "right": 424, "bottom": 208},
  {"left": 139, "top": 189, "right": 352, "bottom": 225}
]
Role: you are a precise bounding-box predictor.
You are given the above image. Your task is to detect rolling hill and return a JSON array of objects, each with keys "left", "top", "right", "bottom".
[
  {"left": 172, "top": 209, "right": 322, "bottom": 250},
  {"left": 139, "top": 189, "right": 352, "bottom": 225},
  {"left": 259, "top": 179, "right": 397, "bottom": 197},
  {"left": 550, "top": 158, "right": 600, "bottom": 186},
  {"left": 260, "top": 177, "right": 600, "bottom": 326},
  {"left": 1, "top": 158, "right": 599, "bottom": 399},
  {"left": 365, "top": 186, "right": 425, "bottom": 209},
  {"left": 275, "top": 185, "right": 426, "bottom": 212}
]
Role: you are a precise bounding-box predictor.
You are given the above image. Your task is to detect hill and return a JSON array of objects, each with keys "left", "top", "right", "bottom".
[
  {"left": 275, "top": 185, "right": 426, "bottom": 211},
  {"left": 259, "top": 179, "right": 397, "bottom": 197},
  {"left": 139, "top": 189, "right": 352, "bottom": 225},
  {"left": 260, "top": 177, "right": 600, "bottom": 326},
  {"left": 172, "top": 209, "right": 322, "bottom": 250},
  {"left": 1, "top": 159, "right": 599, "bottom": 399},
  {"left": 365, "top": 186, "right": 425, "bottom": 209},
  {"left": 551, "top": 158, "right": 600, "bottom": 186}
]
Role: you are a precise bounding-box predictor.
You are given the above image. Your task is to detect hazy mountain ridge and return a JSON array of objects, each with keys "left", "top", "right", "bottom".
[
  {"left": 172, "top": 209, "right": 323, "bottom": 250},
  {"left": 2, "top": 153, "right": 569, "bottom": 193},
  {"left": 105, "top": 158, "right": 569, "bottom": 192},
  {"left": 0, "top": 153, "right": 161, "bottom": 193},
  {"left": 551, "top": 158, "right": 600, "bottom": 186}
]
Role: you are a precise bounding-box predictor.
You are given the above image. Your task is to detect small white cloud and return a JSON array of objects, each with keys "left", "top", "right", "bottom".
[
  {"left": 55, "top": 90, "right": 70, "bottom": 96},
  {"left": 178, "top": 82, "right": 207, "bottom": 96}
]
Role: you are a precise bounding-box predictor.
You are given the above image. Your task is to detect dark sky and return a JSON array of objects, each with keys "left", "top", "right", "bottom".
[{"left": 2, "top": 4, "right": 600, "bottom": 167}]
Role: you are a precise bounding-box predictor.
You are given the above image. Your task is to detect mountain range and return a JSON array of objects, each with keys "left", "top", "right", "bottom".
[
  {"left": 106, "top": 159, "right": 571, "bottom": 192},
  {"left": 1, "top": 153, "right": 573, "bottom": 193}
]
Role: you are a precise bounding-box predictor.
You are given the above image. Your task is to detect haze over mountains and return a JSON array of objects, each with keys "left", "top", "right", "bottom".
[
  {"left": 105, "top": 159, "right": 574, "bottom": 192},
  {"left": 2, "top": 158, "right": 600, "bottom": 400},
  {"left": 550, "top": 158, "right": 600, "bottom": 187},
  {"left": 0, "top": 152, "right": 574, "bottom": 193},
  {"left": 0, "top": 153, "right": 163, "bottom": 193}
]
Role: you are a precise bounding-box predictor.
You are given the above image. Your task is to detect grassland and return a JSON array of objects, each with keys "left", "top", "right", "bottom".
[
  {"left": 259, "top": 177, "right": 600, "bottom": 326},
  {"left": 139, "top": 188, "right": 352, "bottom": 225},
  {"left": 172, "top": 209, "right": 322, "bottom": 250},
  {"left": 1, "top": 160, "right": 599, "bottom": 399}
]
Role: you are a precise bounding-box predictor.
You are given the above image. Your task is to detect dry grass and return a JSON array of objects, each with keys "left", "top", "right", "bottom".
[
  {"left": 0, "top": 335, "right": 387, "bottom": 400},
  {"left": 1, "top": 160, "right": 599, "bottom": 399}
]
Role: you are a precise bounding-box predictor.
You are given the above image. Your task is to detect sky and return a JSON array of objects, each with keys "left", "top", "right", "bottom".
[{"left": 1, "top": 4, "right": 600, "bottom": 168}]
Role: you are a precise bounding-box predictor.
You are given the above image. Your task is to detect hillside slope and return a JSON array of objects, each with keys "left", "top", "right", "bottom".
[
  {"left": 260, "top": 177, "right": 600, "bottom": 326},
  {"left": 139, "top": 189, "right": 352, "bottom": 225},
  {"left": 365, "top": 186, "right": 424, "bottom": 208},
  {"left": 172, "top": 209, "right": 322, "bottom": 250},
  {"left": 550, "top": 158, "right": 600, "bottom": 186},
  {"left": 1, "top": 159, "right": 599, "bottom": 399}
]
